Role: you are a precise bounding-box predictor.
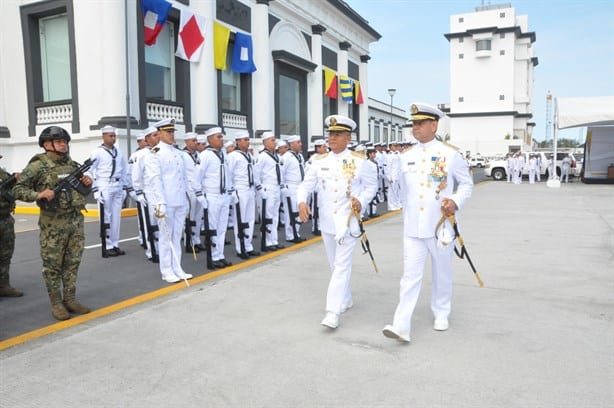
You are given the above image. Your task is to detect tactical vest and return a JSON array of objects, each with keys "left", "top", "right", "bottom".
[
  {"left": 0, "top": 168, "right": 15, "bottom": 215},
  {"left": 32, "top": 154, "right": 87, "bottom": 212}
]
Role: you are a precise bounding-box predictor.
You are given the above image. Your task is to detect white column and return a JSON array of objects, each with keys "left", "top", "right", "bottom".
[
  {"left": 252, "top": 0, "right": 273, "bottom": 132},
  {"left": 190, "top": 0, "right": 217, "bottom": 127},
  {"left": 358, "top": 55, "right": 370, "bottom": 141},
  {"left": 99, "top": 1, "right": 126, "bottom": 117},
  {"left": 337, "top": 41, "right": 350, "bottom": 116},
  {"left": 308, "top": 25, "right": 325, "bottom": 139}
]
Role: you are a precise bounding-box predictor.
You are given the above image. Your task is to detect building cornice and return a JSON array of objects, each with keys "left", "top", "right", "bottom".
[
  {"left": 444, "top": 26, "right": 536, "bottom": 43},
  {"left": 448, "top": 111, "right": 533, "bottom": 119}
]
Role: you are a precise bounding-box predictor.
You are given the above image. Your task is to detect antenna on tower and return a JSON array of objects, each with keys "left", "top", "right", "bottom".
[{"left": 545, "top": 91, "right": 553, "bottom": 147}]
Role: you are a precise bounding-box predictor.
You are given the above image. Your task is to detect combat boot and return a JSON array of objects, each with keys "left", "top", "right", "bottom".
[
  {"left": 49, "top": 291, "right": 70, "bottom": 321},
  {"left": 62, "top": 287, "right": 91, "bottom": 315},
  {"left": 0, "top": 279, "right": 23, "bottom": 297}
]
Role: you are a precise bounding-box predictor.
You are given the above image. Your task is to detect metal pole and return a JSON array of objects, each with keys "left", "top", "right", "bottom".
[
  {"left": 124, "top": 0, "right": 132, "bottom": 155},
  {"left": 387, "top": 88, "right": 396, "bottom": 146}
]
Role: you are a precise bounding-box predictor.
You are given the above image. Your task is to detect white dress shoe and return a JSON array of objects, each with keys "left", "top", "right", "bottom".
[
  {"left": 382, "top": 324, "right": 410, "bottom": 343},
  {"left": 433, "top": 318, "right": 449, "bottom": 331},
  {"left": 340, "top": 300, "right": 353, "bottom": 313},
  {"left": 163, "top": 276, "right": 181, "bottom": 283},
  {"left": 321, "top": 312, "right": 339, "bottom": 329},
  {"left": 178, "top": 272, "right": 193, "bottom": 279}
]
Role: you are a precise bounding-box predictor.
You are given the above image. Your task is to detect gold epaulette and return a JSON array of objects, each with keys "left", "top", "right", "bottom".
[
  {"left": 442, "top": 141, "right": 460, "bottom": 151},
  {"left": 351, "top": 151, "right": 366, "bottom": 159},
  {"left": 314, "top": 153, "right": 328, "bottom": 160},
  {"left": 150, "top": 147, "right": 160, "bottom": 153}
]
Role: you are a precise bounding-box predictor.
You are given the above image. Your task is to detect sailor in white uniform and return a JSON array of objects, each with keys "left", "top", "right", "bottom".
[
  {"left": 280, "top": 135, "right": 306, "bottom": 243},
  {"left": 143, "top": 119, "right": 192, "bottom": 283},
  {"left": 297, "top": 115, "right": 378, "bottom": 330},
  {"left": 382, "top": 103, "right": 473, "bottom": 343},
  {"left": 88, "top": 125, "right": 129, "bottom": 257}
]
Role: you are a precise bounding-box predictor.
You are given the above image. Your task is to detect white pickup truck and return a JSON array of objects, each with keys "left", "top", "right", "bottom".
[{"left": 484, "top": 152, "right": 580, "bottom": 181}]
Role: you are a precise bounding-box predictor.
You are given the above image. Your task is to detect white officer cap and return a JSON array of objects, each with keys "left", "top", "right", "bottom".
[
  {"left": 101, "top": 125, "right": 116, "bottom": 134},
  {"left": 183, "top": 132, "right": 198, "bottom": 141},
  {"left": 143, "top": 126, "right": 157, "bottom": 138},
  {"left": 233, "top": 130, "right": 250, "bottom": 141},
  {"left": 410, "top": 102, "right": 444, "bottom": 121},
  {"left": 286, "top": 135, "right": 301, "bottom": 144},
  {"left": 314, "top": 139, "right": 327, "bottom": 147},
  {"left": 261, "top": 131, "right": 275, "bottom": 140},
  {"left": 204, "top": 126, "right": 223, "bottom": 138},
  {"left": 153, "top": 118, "right": 175, "bottom": 131},
  {"left": 325, "top": 115, "right": 356, "bottom": 132}
]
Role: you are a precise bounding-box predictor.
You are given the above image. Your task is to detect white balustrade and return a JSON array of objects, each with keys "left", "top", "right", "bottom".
[
  {"left": 147, "top": 102, "right": 184, "bottom": 122},
  {"left": 222, "top": 112, "right": 247, "bottom": 129},
  {"left": 36, "top": 104, "right": 73, "bottom": 124}
]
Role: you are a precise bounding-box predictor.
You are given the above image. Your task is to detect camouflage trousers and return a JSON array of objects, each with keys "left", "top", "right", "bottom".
[
  {"left": 0, "top": 215, "right": 15, "bottom": 283},
  {"left": 39, "top": 210, "right": 85, "bottom": 294}
]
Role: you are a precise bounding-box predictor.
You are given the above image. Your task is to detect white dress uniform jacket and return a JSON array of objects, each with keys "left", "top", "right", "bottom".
[
  {"left": 254, "top": 149, "right": 283, "bottom": 247},
  {"left": 227, "top": 149, "right": 256, "bottom": 254},
  {"left": 280, "top": 150, "right": 305, "bottom": 240}
]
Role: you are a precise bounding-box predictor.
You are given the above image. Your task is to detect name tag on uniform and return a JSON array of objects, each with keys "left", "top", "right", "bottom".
[
  {"left": 407, "top": 162, "right": 415, "bottom": 166},
  {"left": 321, "top": 167, "right": 329, "bottom": 171}
]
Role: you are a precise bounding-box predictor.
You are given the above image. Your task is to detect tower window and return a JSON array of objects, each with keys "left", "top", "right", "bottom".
[
  {"left": 500, "top": 50, "right": 505, "bottom": 55},
  {"left": 476, "top": 39, "right": 491, "bottom": 51},
  {"left": 459, "top": 53, "right": 464, "bottom": 59},
  {"left": 499, "top": 95, "right": 505, "bottom": 100}
]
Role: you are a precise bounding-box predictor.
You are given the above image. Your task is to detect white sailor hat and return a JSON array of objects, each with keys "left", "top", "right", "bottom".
[
  {"left": 204, "top": 126, "right": 223, "bottom": 138},
  {"left": 101, "top": 125, "right": 116, "bottom": 134},
  {"left": 261, "top": 131, "right": 275, "bottom": 140},
  {"left": 136, "top": 131, "right": 146, "bottom": 141},
  {"left": 276, "top": 140, "right": 288, "bottom": 149},
  {"left": 233, "top": 130, "right": 250, "bottom": 141},
  {"left": 355, "top": 144, "right": 366, "bottom": 152},
  {"left": 410, "top": 102, "right": 444, "bottom": 121},
  {"left": 154, "top": 118, "right": 175, "bottom": 131},
  {"left": 286, "top": 135, "right": 301, "bottom": 144},
  {"left": 196, "top": 134, "right": 207, "bottom": 144},
  {"left": 183, "top": 132, "right": 198, "bottom": 141},
  {"left": 314, "top": 139, "right": 327, "bottom": 147},
  {"left": 224, "top": 140, "right": 235, "bottom": 148},
  {"left": 143, "top": 126, "right": 157, "bottom": 138},
  {"left": 325, "top": 115, "right": 356, "bottom": 132}
]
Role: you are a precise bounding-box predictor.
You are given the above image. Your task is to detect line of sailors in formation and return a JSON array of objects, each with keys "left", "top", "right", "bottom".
[{"left": 85, "top": 120, "right": 415, "bottom": 283}]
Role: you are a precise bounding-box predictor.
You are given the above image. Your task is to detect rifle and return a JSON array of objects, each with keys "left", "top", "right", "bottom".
[
  {"left": 202, "top": 208, "right": 217, "bottom": 269},
  {"left": 184, "top": 217, "right": 196, "bottom": 254},
  {"left": 286, "top": 195, "right": 300, "bottom": 242},
  {"left": 0, "top": 173, "right": 17, "bottom": 208},
  {"left": 37, "top": 158, "right": 94, "bottom": 211},
  {"left": 260, "top": 198, "right": 272, "bottom": 252},
  {"left": 142, "top": 202, "right": 159, "bottom": 263},
  {"left": 136, "top": 201, "right": 147, "bottom": 249},
  {"left": 235, "top": 196, "right": 249, "bottom": 257},
  {"left": 312, "top": 192, "right": 320, "bottom": 235},
  {"left": 99, "top": 201, "right": 111, "bottom": 257}
]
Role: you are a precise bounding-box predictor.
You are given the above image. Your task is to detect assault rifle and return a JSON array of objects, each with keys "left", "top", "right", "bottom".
[
  {"left": 202, "top": 208, "right": 216, "bottom": 269},
  {"left": 0, "top": 173, "right": 17, "bottom": 206},
  {"left": 260, "top": 198, "right": 272, "bottom": 252},
  {"left": 235, "top": 198, "right": 249, "bottom": 258},
  {"left": 37, "top": 158, "right": 95, "bottom": 211}
]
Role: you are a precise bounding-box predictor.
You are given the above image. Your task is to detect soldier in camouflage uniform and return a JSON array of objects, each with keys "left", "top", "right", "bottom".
[
  {"left": 0, "top": 156, "right": 23, "bottom": 297},
  {"left": 13, "top": 126, "right": 93, "bottom": 320}
]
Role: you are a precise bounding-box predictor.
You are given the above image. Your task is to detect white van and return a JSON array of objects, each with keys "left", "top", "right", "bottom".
[{"left": 484, "top": 152, "right": 579, "bottom": 181}]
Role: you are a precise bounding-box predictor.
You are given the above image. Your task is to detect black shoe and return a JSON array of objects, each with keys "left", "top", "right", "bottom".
[
  {"left": 312, "top": 231, "right": 321, "bottom": 236},
  {"left": 104, "top": 248, "right": 119, "bottom": 257},
  {"left": 275, "top": 244, "right": 285, "bottom": 249},
  {"left": 236, "top": 252, "right": 250, "bottom": 260},
  {"left": 224, "top": 240, "right": 231, "bottom": 245},
  {"left": 264, "top": 245, "right": 277, "bottom": 252},
  {"left": 247, "top": 250, "right": 260, "bottom": 257},
  {"left": 140, "top": 243, "right": 147, "bottom": 249},
  {"left": 221, "top": 259, "right": 232, "bottom": 266},
  {"left": 150, "top": 255, "right": 159, "bottom": 264},
  {"left": 287, "top": 237, "right": 306, "bottom": 244},
  {"left": 114, "top": 247, "right": 126, "bottom": 255},
  {"left": 194, "top": 244, "right": 205, "bottom": 252}
]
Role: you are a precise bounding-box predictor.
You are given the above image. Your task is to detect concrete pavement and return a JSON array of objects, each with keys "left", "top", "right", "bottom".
[{"left": 1, "top": 181, "right": 613, "bottom": 407}]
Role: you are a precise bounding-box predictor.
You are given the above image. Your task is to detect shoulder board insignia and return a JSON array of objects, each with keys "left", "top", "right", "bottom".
[
  {"left": 442, "top": 141, "right": 460, "bottom": 151},
  {"left": 151, "top": 147, "right": 160, "bottom": 153},
  {"left": 351, "top": 151, "right": 366, "bottom": 159},
  {"left": 314, "top": 153, "right": 328, "bottom": 160}
]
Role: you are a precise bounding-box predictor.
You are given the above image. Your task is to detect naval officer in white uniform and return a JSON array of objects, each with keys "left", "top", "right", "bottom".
[
  {"left": 382, "top": 103, "right": 473, "bottom": 343},
  {"left": 297, "top": 115, "right": 378, "bottom": 329}
]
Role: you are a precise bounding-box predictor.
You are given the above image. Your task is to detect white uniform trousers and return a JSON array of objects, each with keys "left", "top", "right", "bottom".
[
  {"left": 387, "top": 181, "right": 401, "bottom": 211},
  {"left": 507, "top": 167, "right": 513, "bottom": 182},
  {"left": 391, "top": 236, "right": 454, "bottom": 334},
  {"left": 321, "top": 232, "right": 357, "bottom": 315},
  {"left": 157, "top": 205, "right": 187, "bottom": 281},
  {"left": 188, "top": 197, "right": 203, "bottom": 246},
  {"left": 529, "top": 169, "right": 536, "bottom": 184},
  {"left": 98, "top": 185, "right": 123, "bottom": 248},
  {"left": 233, "top": 188, "right": 256, "bottom": 254},
  {"left": 262, "top": 185, "right": 280, "bottom": 246},
  {"left": 207, "top": 193, "right": 230, "bottom": 261},
  {"left": 282, "top": 184, "right": 301, "bottom": 241}
]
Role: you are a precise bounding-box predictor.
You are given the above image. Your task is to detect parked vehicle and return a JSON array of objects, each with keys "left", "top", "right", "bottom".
[
  {"left": 484, "top": 151, "right": 580, "bottom": 181},
  {"left": 469, "top": 157, "right": 487, "bottom": 168}
]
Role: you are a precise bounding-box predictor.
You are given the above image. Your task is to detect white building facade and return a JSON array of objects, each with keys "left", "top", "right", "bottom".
[
  {"left": 367, "top": 97, "right": 407, "bottom": 145},
  {"left": 0, "top": 0, "right": 380, "bottom": 171},
  {"left": 445, "top": 4, "right": 538, "bottom": 156}
]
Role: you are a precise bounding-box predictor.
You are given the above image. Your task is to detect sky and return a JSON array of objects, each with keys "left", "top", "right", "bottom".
[{"left": 346, "top": 0, "right": 614, "bottom": 142}]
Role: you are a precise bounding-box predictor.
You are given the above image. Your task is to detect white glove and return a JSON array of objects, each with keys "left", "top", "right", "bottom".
[
  {"left": 197, "top": 195, "right": 208, "bottom": 209},
  {"left": 121, "top": 189, "right": 127, "bottom": 202},
  {"left": 154, "top": 203, "right": 166, "bottom": 218},
  {"left": 436, "top": 224, "right": 454, "bottom": 249},
  {"left": 136, "top": 194, "right": 147, "bottom": 206},
  {"left": 230, "top": 190, "right": 239, "bottom": 205},
  {"left": 94, "top": 190, "right": 104, "bottom": 204},
  {"left": 129, "top": 190, "right": 138, "bottom": 201},
  {"left": 259, "top": 188, "right": 269, "bottom": 202}
]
